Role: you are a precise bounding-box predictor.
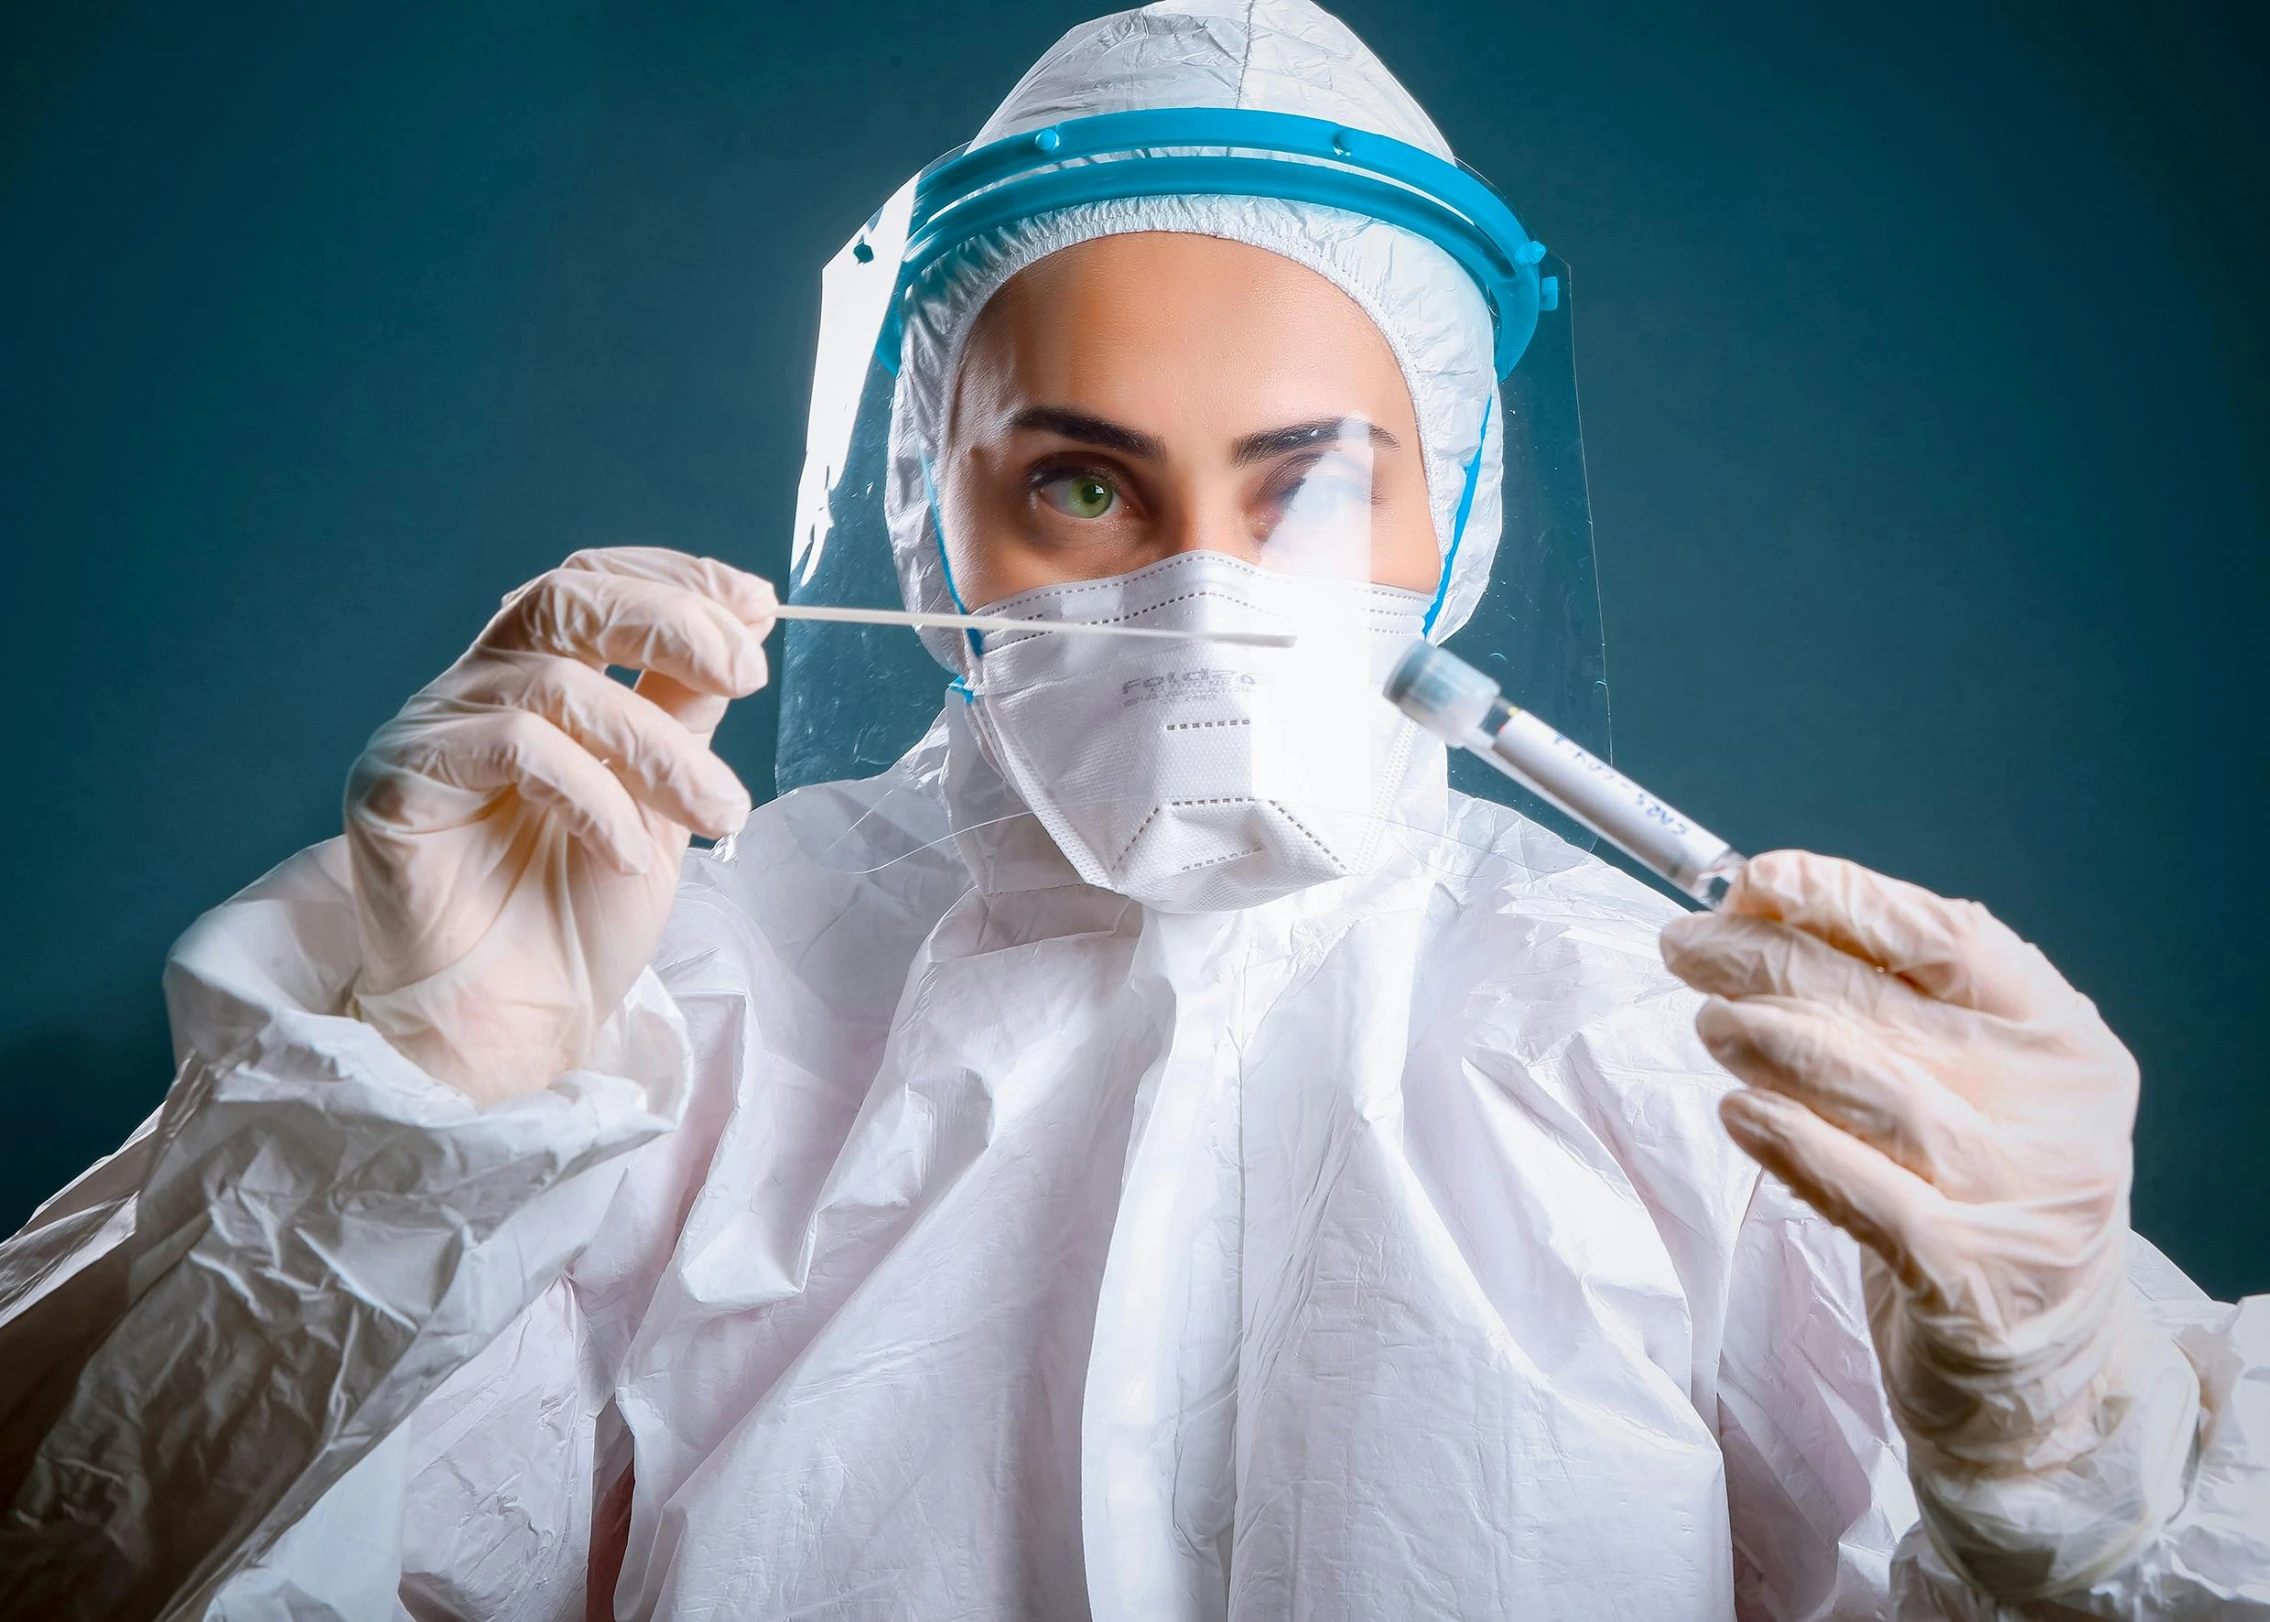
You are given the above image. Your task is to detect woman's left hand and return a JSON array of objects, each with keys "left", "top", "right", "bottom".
[{"left": 1659, "top": 851, "right": 2142, "bottom": 1474}]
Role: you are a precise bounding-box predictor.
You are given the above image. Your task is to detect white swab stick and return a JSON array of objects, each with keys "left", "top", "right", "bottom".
[{"left": 770, "top": 601, "right": 1299, "bottom": 649}]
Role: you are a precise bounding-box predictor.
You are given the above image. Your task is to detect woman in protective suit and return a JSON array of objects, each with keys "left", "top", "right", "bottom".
[{"left": 3, "top": 3, "right": 2265, "bottom": 1618}]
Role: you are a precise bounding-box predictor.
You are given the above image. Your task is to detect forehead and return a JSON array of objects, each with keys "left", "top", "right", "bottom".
[{"left": 951, "top": 232, "right": 1415, "bottom": 436}]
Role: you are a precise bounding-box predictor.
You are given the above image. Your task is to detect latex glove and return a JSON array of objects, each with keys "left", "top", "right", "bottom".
[
  {"left": 344, "top": 547, "right": 774, "bottom": 1103},
  {"left": 1660, "top": 852, "right": 2198, "bottom": 1600}
]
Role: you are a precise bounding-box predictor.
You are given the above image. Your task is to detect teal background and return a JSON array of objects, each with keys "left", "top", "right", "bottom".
[{"left": 3, "top": 1, "right": 2264, "bottom": 1298}]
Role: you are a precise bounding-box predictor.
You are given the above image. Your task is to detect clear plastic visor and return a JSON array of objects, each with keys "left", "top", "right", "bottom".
[{"left": 772, "top": 179, "right": 1609, "bottom": 870}]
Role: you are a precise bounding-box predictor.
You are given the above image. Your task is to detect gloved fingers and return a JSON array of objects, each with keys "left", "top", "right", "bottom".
[
  {"left": 484, "top": 568, "right": 769, "bottom": 697},
  {"left": 475, "top": 654, "right": 750, "bottom": 839},
  {"left": 1663, "top": 909, "right": 1938, "bottom": 1027},
  {"left": 1729, "top": 850, "right": 2067, "bottom": 1019},
  {"left": 557, "top": 546, "right": 779, "bottom": 630},
  {"left": 1718, "top": 1086, "right": 1938, "bottom": 1289},
  {"left": 1695, "top": 995, "right": 2009, "bottom": 1196},
  {"left": 557, "top": 550, "right": 774, "bottom": 739},
  {"left": 632, "top": 668, "right": 738, "bottom": 743},
  {"left": 399, "top": 709, "right": 653, "bottom": 875}
]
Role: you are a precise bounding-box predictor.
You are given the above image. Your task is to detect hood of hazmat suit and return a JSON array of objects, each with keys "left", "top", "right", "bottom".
[{"left": 5, "top": 4, "right": 2268, "bottom": 1621}]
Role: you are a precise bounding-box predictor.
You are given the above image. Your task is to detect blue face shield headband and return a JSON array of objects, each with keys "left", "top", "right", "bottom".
[{"left": 876, "top": 107, "right": 1556, "bottom": 382}]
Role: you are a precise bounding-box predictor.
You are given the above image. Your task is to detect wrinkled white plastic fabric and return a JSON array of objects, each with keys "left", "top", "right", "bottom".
[
  {"left": 964, "top": 553, "right": 1431, "bottom": 911},
  {"left": 6, "top": 724, "right": 2268, "bottom": 1619},
  {"left": 0, "top": 839, "right": 692, "bottom": 1618}
]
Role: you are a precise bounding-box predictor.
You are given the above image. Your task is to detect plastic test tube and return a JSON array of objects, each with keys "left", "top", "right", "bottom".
[{"left": 1384, "top": 641, "right": 1747, "bottom": 908}]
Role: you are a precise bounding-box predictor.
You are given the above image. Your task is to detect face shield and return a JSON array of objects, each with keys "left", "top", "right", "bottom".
[{"left": 772, "top": 110, "right": 1609, "bottom": 859}]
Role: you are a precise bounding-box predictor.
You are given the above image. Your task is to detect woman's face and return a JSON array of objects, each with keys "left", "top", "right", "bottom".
[{"left": 939, "top": 232, "right": 1439, "bottom": 609}]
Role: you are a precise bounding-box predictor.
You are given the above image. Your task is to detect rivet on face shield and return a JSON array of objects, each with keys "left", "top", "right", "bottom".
[
  {"left": 1034, "top": 127, "right": 1061, "bottom": 153},
  {"left": 1331, "top": 127, "right": 1355, "bottom": 156},
  {"left": 1517, "top": 239, "right": 1547, "bottom": 265}
]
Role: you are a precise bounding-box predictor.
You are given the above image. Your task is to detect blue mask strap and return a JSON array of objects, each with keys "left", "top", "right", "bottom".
[
  {"left": 919, "top": 455, "right": 983, "bottom": 672},
  {"left": 1422, "top": 392, "right": 1492, "bottom": 637}
]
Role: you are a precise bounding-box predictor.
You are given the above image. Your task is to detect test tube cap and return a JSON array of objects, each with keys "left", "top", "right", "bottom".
[{"left": 1384, "top": 640, "right": 1501, "bottom": 743}]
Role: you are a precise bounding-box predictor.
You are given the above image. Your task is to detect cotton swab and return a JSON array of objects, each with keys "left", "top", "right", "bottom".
[{"left": 770, "top": 601, "right": 1298, "bottom": 649}]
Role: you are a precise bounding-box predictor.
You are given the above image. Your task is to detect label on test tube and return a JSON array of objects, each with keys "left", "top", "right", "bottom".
[{"left": 1488, "top": 708, "right": 1734, "bottom": 887}]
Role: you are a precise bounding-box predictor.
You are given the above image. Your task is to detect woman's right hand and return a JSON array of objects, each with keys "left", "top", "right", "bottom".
[{"left": 343, "top": 547, "right": 775, "bottom": 1103}]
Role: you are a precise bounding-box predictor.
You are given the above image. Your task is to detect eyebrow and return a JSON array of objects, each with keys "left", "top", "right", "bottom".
[
  {"left": 1231, "top": 418, "right": 1401, "bottom": 466},
  {"left": 1009, "top": 407, "right": 1165, "bottom": 460},
  {"left": 1008, "top": 406, "right": 1401, "bottom": 466}
]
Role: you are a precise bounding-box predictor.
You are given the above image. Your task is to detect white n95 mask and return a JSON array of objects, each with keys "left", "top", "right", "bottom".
[{"left": 964, "top": 551, "right": 1431, "bottom": 913}]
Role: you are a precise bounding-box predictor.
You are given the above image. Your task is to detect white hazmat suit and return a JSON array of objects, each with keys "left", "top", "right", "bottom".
[{"left": 4, "top": 3, "right": 2268, "bottom": 1619}]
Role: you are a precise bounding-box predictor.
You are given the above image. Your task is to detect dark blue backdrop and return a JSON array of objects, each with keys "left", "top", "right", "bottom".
[{"left": 3, "top": 0, "right": 2264, "bottom": 1297}]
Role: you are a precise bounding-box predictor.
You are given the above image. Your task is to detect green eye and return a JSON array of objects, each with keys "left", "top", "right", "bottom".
[{"left": 1044, "top": 475, "right": 1119, "bottom": 520}]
